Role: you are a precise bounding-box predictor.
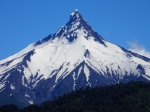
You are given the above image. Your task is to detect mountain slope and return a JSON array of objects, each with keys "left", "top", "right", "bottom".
[{"left": 0, "top": 10, "right": 150, "bottom": 107}]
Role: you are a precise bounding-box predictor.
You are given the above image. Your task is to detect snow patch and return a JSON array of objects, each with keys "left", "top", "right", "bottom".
[
  {"left": 84, "top": 64, "right": 91, "bottom": 86},
  {"left": 10, "top": 84, "right": 15, "bottom": 90},
  {"left": 29, "top": 100, "right": 33, "bottom": 104},
  {"left": 0, "top": 84, "right": 5, "bottom": 91},
  {"left": 78, "top": 66, "right": 83, "bottom": 78},
  {"left": 25, "top": 94, "right": 30, "bottom": 97},
  {"left": 72, "top": 72, "right": 76, "bottom": 91}
]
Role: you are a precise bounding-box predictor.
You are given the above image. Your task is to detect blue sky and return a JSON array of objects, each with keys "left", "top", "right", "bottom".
[{"left": 0, "top": 0, "right": 150, "bottom": 60}]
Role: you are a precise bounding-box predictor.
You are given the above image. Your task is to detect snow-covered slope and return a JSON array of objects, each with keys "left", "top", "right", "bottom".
[{"left": 0, "top": 10, "right": 150, "bottom": 107}]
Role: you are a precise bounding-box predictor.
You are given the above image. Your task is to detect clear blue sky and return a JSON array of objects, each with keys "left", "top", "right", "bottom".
[{"left": 0, "top": 0, "right": 150, "bottom": 60}]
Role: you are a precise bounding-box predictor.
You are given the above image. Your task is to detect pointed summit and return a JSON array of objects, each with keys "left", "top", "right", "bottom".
[
  {"left": 34, "top": 10, "right": 106, "bottom": 45},
  {"left": 68, "top": 9, "right": 85, "bottom": 26},
  {"left": 54, "top": 10, "right": 106, "bottom": 45},
  {"left": 70, "top": 9, "right": 79, "bottom": 16},
  {"left": 70, "top": 9, "right": 82, "bottom": 22}
]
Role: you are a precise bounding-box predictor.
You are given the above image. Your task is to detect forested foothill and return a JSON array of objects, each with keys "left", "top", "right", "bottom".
[{"left": 1, "top": 81, "right": 150, "bottom": 112}]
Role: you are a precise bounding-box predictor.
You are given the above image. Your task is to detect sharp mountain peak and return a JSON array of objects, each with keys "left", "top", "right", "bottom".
[
  {"left": 69, "top": 9, "right": 83, "bottom": 22},
  {"left": 36, "top": 10, "right": 106, "bottom": 45}
]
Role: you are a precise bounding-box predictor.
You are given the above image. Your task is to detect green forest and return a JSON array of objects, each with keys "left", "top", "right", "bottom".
[{"left": 1, "top": 81, "right": 150, "bottom": 112}]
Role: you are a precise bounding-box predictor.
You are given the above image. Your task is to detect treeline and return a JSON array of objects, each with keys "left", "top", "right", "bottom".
[{"left": 1, "top": 81, "right": 150, "bottom": 112}]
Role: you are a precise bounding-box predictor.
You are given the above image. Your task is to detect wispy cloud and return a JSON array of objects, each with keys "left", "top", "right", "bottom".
[{"left": 128, "top": 41, "right": 150, "bottom": 58}]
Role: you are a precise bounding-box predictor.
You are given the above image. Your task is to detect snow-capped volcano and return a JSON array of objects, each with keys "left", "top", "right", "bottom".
[{"left": 0, "top": 10, "right": 150, "bottom": 107}]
